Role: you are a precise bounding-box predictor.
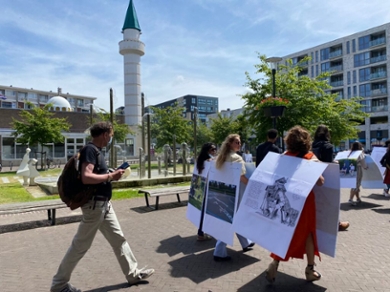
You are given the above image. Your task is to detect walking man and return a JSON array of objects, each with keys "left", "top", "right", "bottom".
[
  {"left": 51, "top": 122, "right": 154, "bottom": 292},
  {"left": 256, "top": 129, "right": 281, "bottom": 167}
]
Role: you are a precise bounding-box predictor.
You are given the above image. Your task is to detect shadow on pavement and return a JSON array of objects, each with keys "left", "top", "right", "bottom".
[
  {"left": 340, "top": 201, "right": 382, "bottom": 211},
  {"left": 168, "top": 249, "right": 259, "bottom": 284},
  {"left": 130, "top": 201, "right": 188, "bottom": 214},
  {"left": 371, "top": 208, "right": 390, "bottom": 215},
  {"left": 237, "top": 272, "right": 327, "bottom": 292},
  {"left": 0, "top": 215, "right": 81, "bottom": 234},
  {"left": 365, "top": 193, "right": 390, "bottom": 201},
  {"left": 83, "top": 281, "right": 150, "bottom": 292},
  {"left": 156, "top": 234, "right": 216, "bottom": 256}
]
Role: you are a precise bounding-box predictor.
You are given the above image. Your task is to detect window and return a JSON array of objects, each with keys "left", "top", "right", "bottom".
[
  {"left": 315, "top": 65, "right": 319, "bottom": 76},
  {"left": 347, "top": 87, "right": 351, "bottom": 99},
  {"left": 347, "top": 72, "right": 351, "bottom": 85},
  {"left": 359, "top": 68, "right": 370, "bottom": 82},
  {"left": 320, "top": 48, "right": 329, "bottom": 61},
  {"left": 311, "top": 52, "right": 314, "bottom": 64},
  {"left": 192, "top": 98, "right": 196, "bottom": 104},
  {"left": 315, "top": 51, "right": 318, "bottom": 63},
  {"left": 353, "top": 70, "right": 357, "bottom": 83},
  {"left": 18, "top": 92, "right": 27, "bottom": 100},
  {"left": 354, "top": 52, "right": 370, "bottom": 67},
  {"left": 77, "top": 99, "right": 84, "bottom": 107},
  {"left": 1, "top": 101, "right": 15, "bottom": 108},
  {"left": 311, "top": 66, "right": 314, "bottom": 77},
  {"left": 346, "top": 41, "right": 350, "bottom": 54},
  {"left": 321, "top": 62, "right": 330, "bottom": 72},
  {"left": 2, "top": 137, "right": 15, "bottom": 159},
  {"left": 359, "top": 83, "right": 371, "bottom": 97},
  {"left": 28, "top": 92, "right": 37, "bottom": 101},
  {"left": 358, "top": 35, "right": 370, "bottom": 50},
  {"left": 352, "top": 39, "right": 356, "bottom": 52},
  {"left": 353, "top": 86, "right": 357, "bottom": 97},
  {"left": 39, "top": 94, "right": 49, "bottom": 102}
]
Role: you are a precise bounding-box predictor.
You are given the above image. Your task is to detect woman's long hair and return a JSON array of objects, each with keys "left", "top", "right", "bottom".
[
  {"left": 348, "top": 141, "right": 363, "bottom": 157},
  {"left": 313, "top": 124, "right": 331, "bottom": 142},
  {"left": 216, "top": 134, "right": 240, "bottom": 169},
  {"left": 284, "top": 126, "right": 311, "bottom": 154},
  {"left": 196, "top": 142, "right": 216, "bottom": 175}
]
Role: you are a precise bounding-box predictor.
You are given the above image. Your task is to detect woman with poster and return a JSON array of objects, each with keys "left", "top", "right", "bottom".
[
  {"left": 382, "top": 140, "right": 390, "bottom": 196},
  {"left": 266, "top": 126, "right": 324, "bottom": 283},
  {"left": 348, "top": 142, "right": 368, "bottom": 205},
  {"left": 213, "top": 134, "right": 254, "bottom": 261},
  {"left": 196, "top": 142, "right": 217, "bottom": 241}
]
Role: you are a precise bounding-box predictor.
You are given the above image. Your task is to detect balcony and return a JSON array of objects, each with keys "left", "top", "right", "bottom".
[
  {"left": 329, "top": 50, "right": 342, "bottom": 59},
  {"left": 329, "top": 65, "right": 343, "bottom": 73},
  {"left": 371, "top": 88, "right": 387, "bottom": 97},
  {"left": 370, "top": 105, "right": 388, "bottom": 112},
  {"left": 370, "top": 71, "right": 387, "bottom": 80},
  {"left": 330, "top": 80, "right": 343, "bottom": 87},
  {"left": 370, "top": 55, "right": 386, "bottom": 64},
  {"left": 369, "top": 38, "right": 386, "bottom": 48}
]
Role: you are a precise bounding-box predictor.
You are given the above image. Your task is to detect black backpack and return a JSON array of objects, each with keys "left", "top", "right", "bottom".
[
  {"left": 57, "top": 144, "right": 100, "bottom": 210},
  {"left": 380, "top": 154, "right": 387, "bottom": 168}
]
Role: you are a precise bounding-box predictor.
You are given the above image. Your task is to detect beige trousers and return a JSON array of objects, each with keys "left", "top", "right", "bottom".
[{"left": 51, "top": 200, "right": 139, "bottom": 291}]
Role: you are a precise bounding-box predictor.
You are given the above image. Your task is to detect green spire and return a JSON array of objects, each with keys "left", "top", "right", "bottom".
[{"left": 122, "top": 0, "right": 141, "bottom": 32}]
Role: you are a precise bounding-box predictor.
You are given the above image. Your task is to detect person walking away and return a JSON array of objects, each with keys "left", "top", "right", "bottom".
[
  {"left": 312, "top": 124, "right": 349, "bottom": 231},
  {"left": 266, "top": 126, "right": 325, "bottom": 283},
  {"left": 213, "top": 134, "right": 254, "bottom": 261},
  {"left": 256, "top": 129, "right": 281, "bottom": 167},
  {"left": 50, "top": 122, "right": 154, "bottom": 292},
  {"left": 348, "top": 141, "right": 368, "bottom": 205},
  {"left": 196, "top": 142, "right": 217, "bottom": 241},
  {"left": 243, "top": 150, "right": 253, "bottom": 163},
  {"left": 381, "top": 140, "right": 390, "bottom": 197}
]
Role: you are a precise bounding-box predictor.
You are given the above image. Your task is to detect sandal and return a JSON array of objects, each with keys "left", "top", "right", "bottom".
[
  {"left": 265, "top": 260, "right": 279, "bottom": 283},
  {"left": 305, "top": 265, "right": 321, "bottom": 282}
]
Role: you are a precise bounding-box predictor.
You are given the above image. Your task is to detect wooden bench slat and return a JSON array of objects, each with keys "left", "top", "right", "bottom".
[{"left": 139, "top": 186, "right": 190, "bottom": 210}]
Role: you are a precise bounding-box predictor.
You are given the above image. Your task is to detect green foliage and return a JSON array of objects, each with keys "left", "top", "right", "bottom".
[
  {"left": 90, "top": 112, "right": 133, "bottom": 142},
  {"left": 11, "top": 102, "right": 70, "bottom": 147},
  {"left": 242, "top": 54, "right": 368, "bottom": 145},
  {"left": 150, "top": 104, "right": 192, "bottom": 148},
  {"left": 209, "top": 113, "right": 240, "bottom": 145}
]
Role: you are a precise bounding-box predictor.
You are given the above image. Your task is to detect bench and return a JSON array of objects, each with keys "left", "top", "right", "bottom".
[
  {"left": 0, "top": 199, "right": 67, "bottom": 225},
  {"left": 139, "top": 186, "right": 190, "bottom": 210}
]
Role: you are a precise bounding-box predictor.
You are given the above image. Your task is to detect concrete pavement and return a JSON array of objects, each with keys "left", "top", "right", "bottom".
[{"left": 1, "top": 188, "right": 390, "bottom": 292}]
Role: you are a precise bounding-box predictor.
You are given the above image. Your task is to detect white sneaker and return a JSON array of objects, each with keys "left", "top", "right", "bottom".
[
  {"left": 348, "top": 199, "right": 356, "bottom": 206},
  {"left": 384, "top": 191, "right": 390, "bottom": 197},
  {"left": 128, "top": 268, "right": 155, "bottom": 285}
]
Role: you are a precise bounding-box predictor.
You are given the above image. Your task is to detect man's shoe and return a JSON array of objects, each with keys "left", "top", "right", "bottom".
[
  {"left": 348, "top": 199, "right": 356, "bottom": 206},
  {"left": 128, "top": 268, "right": 155, "bottom": 285},
  {"left": 213, "top": 255, "right": 231, "bottom": 262},
  {"left": 56, "top": 283, "right": 81, "bottom": 292},
  {"left": 243, "top": 242, "right": 255, "bottom": 252},
  {"left": 338, "top": 221, "right": 350, "bottom": 231},
  {"left": 197, "top": 234, "right": 212, "bottom": 241}
]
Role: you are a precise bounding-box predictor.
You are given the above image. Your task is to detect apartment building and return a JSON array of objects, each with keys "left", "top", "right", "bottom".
[{"left": 281, "top": 23, "right": 390, "bottom": 150}]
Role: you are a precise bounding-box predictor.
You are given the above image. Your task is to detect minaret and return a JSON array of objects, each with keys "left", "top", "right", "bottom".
[{"left": 119, "top": 0, "right": 144, "bottom": 126}]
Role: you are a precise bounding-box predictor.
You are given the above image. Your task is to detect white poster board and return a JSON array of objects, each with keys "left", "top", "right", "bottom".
[
  {"left": 313, "top": 163, "right": 340, "bottom": 257},
  {"left": 233, "top": 152, "right": 328, "bottom": 259},
  {"left": 186, "top": 161, "right": 211, "bottom": 228},
  {"left": 361, "top": 155, "right": 384, "bottom": 189},
  {"left": 371, "top": 147, "right": 386, "bottom": 175},
  {"left": 202, "top": 161, "right": 242, "bottom": 246},
  {"left": 334, "top": 150, "right": 362, "bottom": 188}
]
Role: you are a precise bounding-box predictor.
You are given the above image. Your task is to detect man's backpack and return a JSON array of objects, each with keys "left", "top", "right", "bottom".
[{"left": 57, "top": 144, "right": 100, "bottom": 210}]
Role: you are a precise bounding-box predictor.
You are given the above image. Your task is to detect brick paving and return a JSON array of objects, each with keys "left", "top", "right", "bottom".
[{"left": 1, "top": 188, "right": 390, "bottom": 292}]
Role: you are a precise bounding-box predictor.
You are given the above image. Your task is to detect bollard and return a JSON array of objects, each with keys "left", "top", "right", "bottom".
[{"left": 157, "top": 157, "right": 161, "bottom": 175}]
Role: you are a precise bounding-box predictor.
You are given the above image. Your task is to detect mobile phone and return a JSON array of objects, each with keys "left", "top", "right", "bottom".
[{"left": 118, "top": 161, "right": 130, "bottom": 169}]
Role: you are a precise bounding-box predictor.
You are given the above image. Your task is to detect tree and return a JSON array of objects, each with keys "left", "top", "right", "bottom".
[
  {"left": 209, "top": 113, "right": 240, "bottom": 145},
  {"left": 150, "top": 104, "right": 192, "bottom": 149},
  {"left": 242, "top": 54, "right": 368, "bottom": 145},
  {"left": 11, "top": 102, "right": 71, "bottom": 166}
]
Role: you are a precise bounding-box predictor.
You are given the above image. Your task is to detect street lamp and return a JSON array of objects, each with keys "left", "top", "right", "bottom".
[{"left": 265, "top": 57, "right": 283, "bottom": 129}]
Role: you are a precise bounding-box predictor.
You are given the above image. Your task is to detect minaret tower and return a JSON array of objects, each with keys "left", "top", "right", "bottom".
[{"left": 119, "top": 0, "right": 144, "bottom": 126}]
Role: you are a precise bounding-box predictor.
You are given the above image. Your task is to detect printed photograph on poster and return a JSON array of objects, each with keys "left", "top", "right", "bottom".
[
  {"left": 256, "top": 177, "right": 300, "bottom": 228},
  {"left": 371, "top": 147, "right": 386, "bottom": 175},
  {"left": 334, "top": 150, "right": 362, "bottom": 188},
  {"left": 206, "top": 180, "right": 237, "bottom": 224},
  {"left": 189, "top": 174, "right": 207, "bottom": 210},
  {"left": 361, "top": 155, "right": 384, "bottom": 189}
]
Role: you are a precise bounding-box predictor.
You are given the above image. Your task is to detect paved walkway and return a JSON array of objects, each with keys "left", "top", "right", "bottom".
[{"left": 1, "top": 188, "right": 390, "bottom": 292}]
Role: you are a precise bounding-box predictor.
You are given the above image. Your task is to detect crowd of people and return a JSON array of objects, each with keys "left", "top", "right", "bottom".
[{"left": 51, "top": 122, "right": 380, "bottom": 291}]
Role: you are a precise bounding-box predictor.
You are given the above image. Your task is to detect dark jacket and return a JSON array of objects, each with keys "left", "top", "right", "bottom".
[
  {"left": 256, "top": 141, "right": 281, "bottom": 167},
  {"left": 312, "top": 140, "right": 334, "bottom": 163}
]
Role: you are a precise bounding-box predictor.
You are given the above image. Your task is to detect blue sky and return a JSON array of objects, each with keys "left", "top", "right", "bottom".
[{"left": 1, "top": 0, "right": 390, "bottom": 111}]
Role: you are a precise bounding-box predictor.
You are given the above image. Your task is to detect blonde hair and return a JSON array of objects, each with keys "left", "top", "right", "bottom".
[{"left": 215, "top": 134, "right": 240, "bottom": 169}]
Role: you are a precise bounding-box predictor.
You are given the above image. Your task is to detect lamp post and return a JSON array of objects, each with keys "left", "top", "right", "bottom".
[
  {"left": 265, "top": 57, "right": 283, "bottom": 129},
  {"left": 193, "top": 107, "right": 198, "bottom": 160}
]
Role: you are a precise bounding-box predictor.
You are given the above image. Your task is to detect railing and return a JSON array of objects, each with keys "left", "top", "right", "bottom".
[
  {"left": 370, "top": 55, "right": 386, "bottom": 64},
  {"left": 329, "top": 65, "right": 343, "bottom": 72},
  {"left": 371, "top": 88, "right": 387, "bottom": 96},
  {"left": 369, "top": 105, "right": 388, "bottom": 112},
  {"left": 370, "top": 71, "right": 387, "bottom": 80},
  {"left": 329, "top": 50, "right": 342, "bottom": 58},
  {"left": 369, "top": 38, "right": 386, "bottom": 47},
  {"left": 330, "top": 80, "right": 343, "bottom": 87}
]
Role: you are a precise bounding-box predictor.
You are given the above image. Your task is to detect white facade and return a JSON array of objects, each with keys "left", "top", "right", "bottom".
[{"left": 281, "top": 23, "right": 390, "bottom": 150}]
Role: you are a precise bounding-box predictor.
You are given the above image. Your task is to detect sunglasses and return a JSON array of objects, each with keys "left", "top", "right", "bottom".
[
  {"left": 234, "top": 141, "right": 241, "bottom": 145},
  {"left": 210, "top": 148, "right": 217, "bottom": 152}
]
